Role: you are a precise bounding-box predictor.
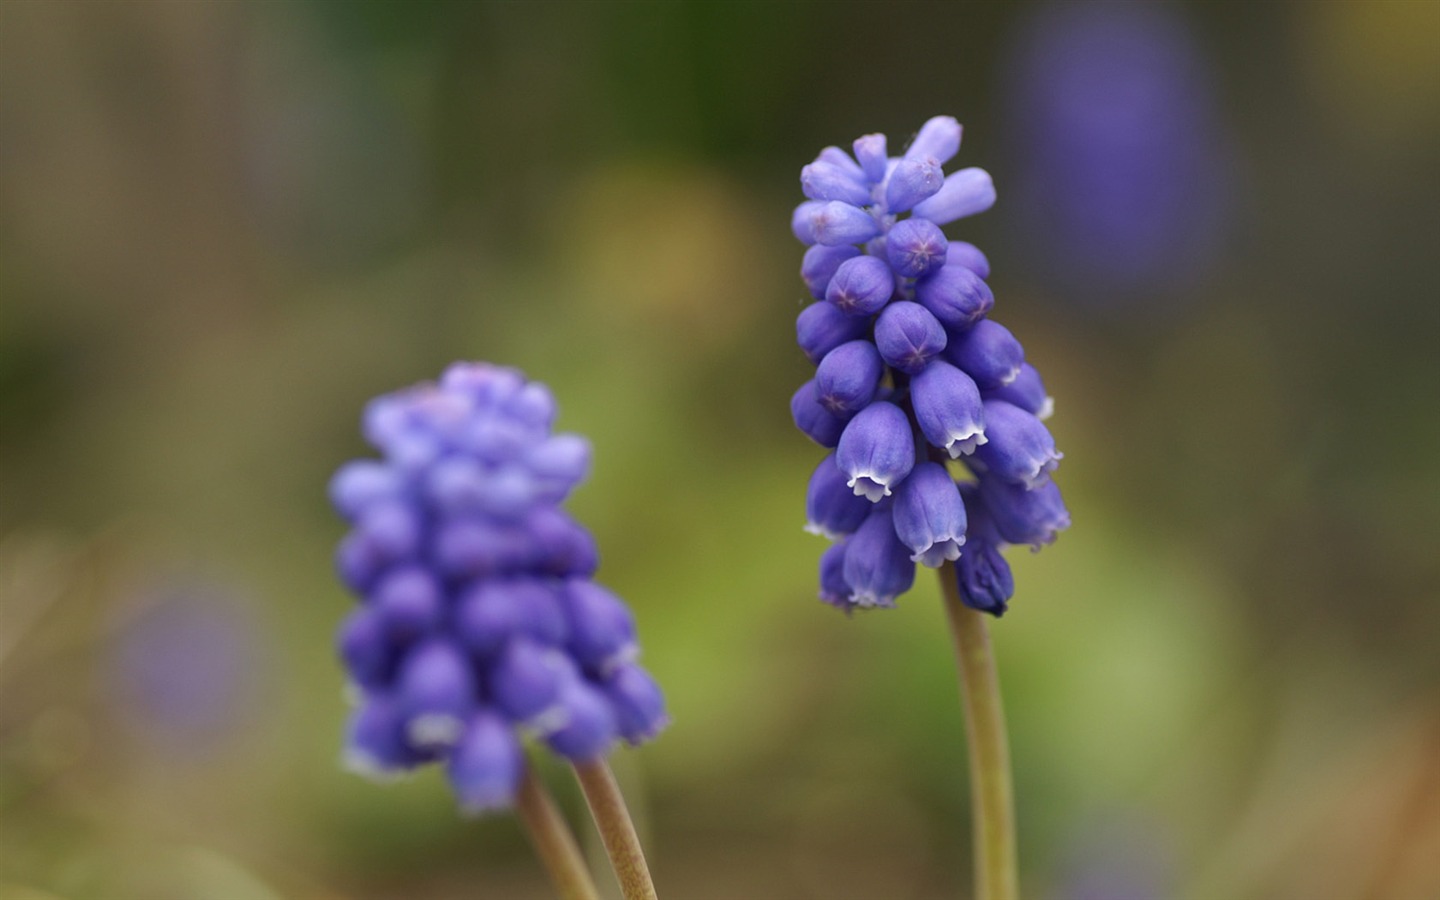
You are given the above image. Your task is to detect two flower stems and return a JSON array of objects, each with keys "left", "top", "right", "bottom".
[
  {"left": 941, "top": 562, "right": 1020, "bottom": 900},
  {"left": 516, "top": 759, "right": 658, "bottom": 900},
  {"left": 521, "top": 567, "right": 1011, "bottom": 900}
]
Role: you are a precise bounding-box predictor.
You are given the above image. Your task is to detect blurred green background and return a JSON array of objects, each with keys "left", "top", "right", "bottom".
[{"left": 2, "top": 2, "right": 1437, "bottom": 899}]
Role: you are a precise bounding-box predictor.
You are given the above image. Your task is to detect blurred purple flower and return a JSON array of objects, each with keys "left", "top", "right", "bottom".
[
  {"left": 332, "top": 363, "right": 668, "bottom": 814},
  {"left": 1002, "top": 2, "right": 1233, "bottom": 306},
  {"left": 107, "top": 581, "right": 265, "bottom": 754}
]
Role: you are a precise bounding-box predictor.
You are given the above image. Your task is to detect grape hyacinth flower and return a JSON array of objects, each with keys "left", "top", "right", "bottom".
[
  {"left": 790, "top": 115, "right": 1069, "bottom": 616},
  {"left": 332, "top": 363, "right": 663, "bottom": 899},
  {"left": 790, "top": 117, "right": 1072, "bottom": 900}
]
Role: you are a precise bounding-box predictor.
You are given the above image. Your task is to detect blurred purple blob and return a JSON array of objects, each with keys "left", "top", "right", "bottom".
[
  {"left": 1002, "top": 2, "right": 1232, "bottom": 306},
  {"left": 107, "top": 581, "right": 266, "bottom": 755},
  {"left": 1056, "top": 813, "right": 1173, "bottom": 900}
]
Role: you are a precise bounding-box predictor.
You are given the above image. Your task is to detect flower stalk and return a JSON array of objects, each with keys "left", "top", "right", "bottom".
[
  {"left": 941, "top": 562, "right": 1019, "bottom": 900},
  {"left": 573, "top": 759, "right": 658, "bottom": 900},
  {"left": 515, "top": 765, "right": 602, "bottom": 900}
]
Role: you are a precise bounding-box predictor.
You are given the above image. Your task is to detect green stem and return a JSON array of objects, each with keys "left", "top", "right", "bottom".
[
  {"left": 573, "top": 758, "right": 659, "bottom": 900},
  {"left": 515, "top": 764, "right": 602, "bottom": 900},
  {"left": 940, "top": 563, "right": 1020, "bottom": 900}
]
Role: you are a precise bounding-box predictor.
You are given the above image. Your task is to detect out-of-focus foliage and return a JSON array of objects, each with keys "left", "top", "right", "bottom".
[{"left": 1, "top": 2, "right": 1437, "bottom": 899}]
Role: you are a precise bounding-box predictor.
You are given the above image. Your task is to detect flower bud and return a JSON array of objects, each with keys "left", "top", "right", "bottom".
[
  {"left": 911, "top": 360, "right": 987, "bottom": 458},
  {"left": 978, "top": 477, "right": 1071, "bottom": 549},
  {"left": 791, "top": 379, "right": 850, "bottom": 448},
  {"left": 561, "top": 580, "right": 638, "bottom": 674},
  {"left": 813, "top": 201, "right": 883, "bottom": 246},
  {"left": 490, "top": 638, "right": 576, "bottom": 731},
  {"left": 874, "top": 301, "right": 947, "bottom": 374},
  {"left": 884, "top": 157, "right": 945, "bottom": 214},
  {"left": 805, "top": 453, "right": 874, "bottom": 538},
  {"left": 802, "top": 161, "right": 873, "bottom": 206},
  {"left": 396, "top": 639, "right": 475, "bottom": 750},
  {"left": 801, "top": 243, "right": 861, "bottom": 299},
  {"left": 544, "top": 681, "right": 619, "bottom": 762},
  {"left": 984, "top": 363, "right": 1052, "bottom": 420},
  {"left": 602, "top": 663, "right": 669, "bottom": 745},
  {"left": 817, "top": 541, "right": 855, "bottom": 612},
  {"left": 330, "top": 461, "right": 404, "bottom": 521},
  {"left": 886, "top": 217, "right": 948, "bottom": 278},
  {"left": 905, "top": 115, "right": 962, "bottom": 165},
  {"left": 843, "top": 506, "right": 917, "bottom": 608},
  {"left": 446, "top": 710, "right": 524, "bottom": 815},
  {"left": 826, "top": 255, "right": 894, "bottom": 316},
  {"left": 971, "top": 400, "right": 1062, "bottom": 488},
  {"left": 915, "top": 263, "right": 994, "bottom": 331},
  {"left": 945, "top": 241, "right": 991, "bottom": 278},
  {"left": 836, "top": 401, "right": 915, "bottom": 501},
  {"left": 912, "top": 168, "right": 996, "bottom": 225},
  {"left": 852, "top": 133, "right": 888, "bottom": 182},
  {"left": 815, "top": 340, "right": 883, "bottom": 415},
  {"left": 345, "top": 696, "right": 427, "bottom": 778},
  {"left": 944, "top": 319, "right": 1024, "bottom": 389},
  {"left": 797, "top": 301, "right": 869, "bottom": 363},
  {"left": 338, "top": 607, "right": 395, "bottom": 692},
  {"left": 892, "top": 462, "right": 967, "bottom": 567},
  {"left": 370, "top": 566, "right": 444, "bottom": 640}
]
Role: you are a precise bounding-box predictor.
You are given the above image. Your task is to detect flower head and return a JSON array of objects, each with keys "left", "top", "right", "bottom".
[
  {"left": 332, "top": 363, "right": 667, "bottom": 814},
  {"left": 790, "top": 118, "right": 1069, "bottom": 615}
]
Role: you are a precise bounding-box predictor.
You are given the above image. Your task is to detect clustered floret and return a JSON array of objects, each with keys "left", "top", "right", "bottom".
[
  {"left": 790, "top": 117, "right": 1070, "bottom": 616},
  {"left": 331, "top": 363, "right": 667, "bottom": 813}
]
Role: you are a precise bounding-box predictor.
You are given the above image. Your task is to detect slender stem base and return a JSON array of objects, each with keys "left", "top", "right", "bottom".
[
  {"left": 940, "top": 563, "right": 1019, "bottom": 900},
  {"left": 573, "top": 759, "right": 658, "bottom": 900},
  {"left": 515, "top": 765, "right": 602, "bottom": 900}
]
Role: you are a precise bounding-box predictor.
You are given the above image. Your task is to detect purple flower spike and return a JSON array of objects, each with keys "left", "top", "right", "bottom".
[
  {"left": 801, "top": 244, "right": 861, "bottom": 299},
  {"left": 602, "top": 663, "right": 669, "bottom": 745},
  {"left": 985, "top": 363, "right": 1053, "bottom": 421},
  {"left": 853, "top": 133, "right": 888, "bottom": 182},
  {"left": 905, "top": 115, "right": 963, "bottom": 165},
  {"left": 332, "top": 364, "right": 667, "bottom": 811},
  {"left": 815, "top": 340, "right": 883, "bottom": 415},
  {"left": 791, "top": 379, "right": 851, "bottom": 448},
  {"left": 874, "top": 301, "right": 947, "bottom": 375},
  {"left": 843, "top": 507, "right": 917, "bottom": 608},
  {"left": 945, "top": 319, "right": 1025, "bottom": 389},
  {"left": 971, "top": 400, "right": 1062, "bottom": 489},
  {"left": 447, "top": 710, "right": 524, "bottom": 816},
  {"left": 812, "top": 201, "right": 883, "bottom": 246},
  {"left": 788, "top": 117, "right": 1065, "bottom": 614},
  {"left": 916, "top": 263, "right": 995, "bottom": 331},
  {"left": 797, "top": 296, "right": 869, "bottom": 363},
  {"left": 978, "top": 477, "right": 1072, "bottom": 550},
  {"left": 544, "top": 681, "right": 619, "bottom": 762},
  {"left": 892, "top": 463, "right": 968, "bottom": 567},
  {"left": 805, "top": 453, "right": 875, "bottom": 539},
  {"left": 826, "top": 255, "right": 895, "bottom": 316},
  {"left": 945, "top": 241, "right": 992, "bottom": 279},
  {"left": 836, "top": 402, "right": 915, "bottom": 502},
  {"left": 912, "top": 168, "right": 997, "bottom": 225},
  {"left": 886, "top": 217, "right": 949, "bottom": 279},
  {"left": 911, "top": 360, "right": 987, "bottom": 458},
  {"left": 885, "top": 157, "right": 945, "bottom": 214}
]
